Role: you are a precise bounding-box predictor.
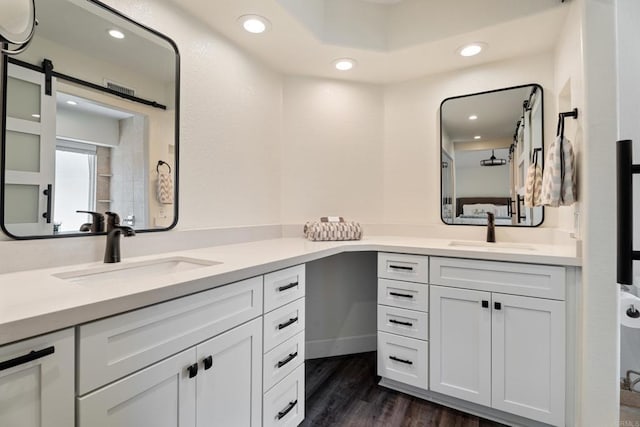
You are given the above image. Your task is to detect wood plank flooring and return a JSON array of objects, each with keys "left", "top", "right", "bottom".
[{"left": 301, "top": 352, "right": 508, "bottom": 427}]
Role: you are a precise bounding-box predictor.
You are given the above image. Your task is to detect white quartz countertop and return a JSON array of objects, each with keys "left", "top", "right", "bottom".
[{"left": 0, "top": 236, "right": 579, "bottom": 346}]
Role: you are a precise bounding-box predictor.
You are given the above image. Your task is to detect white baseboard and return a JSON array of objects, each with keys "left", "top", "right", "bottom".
[{"left": 305, "top": 334, "right": 376, "bottom": 359}]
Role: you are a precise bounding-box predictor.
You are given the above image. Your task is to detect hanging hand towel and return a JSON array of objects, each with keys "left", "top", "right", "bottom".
[
  {"left": 524, "top": 151, "right": 543, "bottom": 207},
  {"left": 157, "top": 171, "right": 174, "bottom": 204},
  {"left": 540, "top": 134, "right": 576, "bottom": 207}
]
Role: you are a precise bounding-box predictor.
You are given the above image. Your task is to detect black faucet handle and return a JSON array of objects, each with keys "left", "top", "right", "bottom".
[
  {"left": 105, "top": 211, "right": 121, "bottom": 225},
  {"left": 76, "top": 210, "right": 105, "bottom": 233}
]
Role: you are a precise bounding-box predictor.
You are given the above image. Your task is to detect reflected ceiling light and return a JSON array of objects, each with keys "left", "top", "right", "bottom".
[
  {"left": 66, "top": 100, "right": 78, "bottom": 106},
  {"left": 480, "top": 150, "right": 507, "bottom": 167},
  {"left": 108, "top": 29, "right": 125, "bottom": 39},
  {"left": 334, "top": 58, "right": 356, "bottom": 71},
  {"left": 239, "top": 15, "right": 270, "bottom": 34},
  {"left": 468, "top": 115, "right": 478, "bottom": 120},
  {"left": 474, "top": 135, "right": 481, "bottom": 140},
  {"left": 458, "top": 43, "right": 486, "bottom": 57},
  {"left": 31, "top": 113, "right": 40, "bottom": 118}
]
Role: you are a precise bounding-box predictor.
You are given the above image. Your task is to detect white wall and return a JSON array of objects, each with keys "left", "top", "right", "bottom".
[
  {"left": 281, "top": 76, "right": 385, "bottom": 224},
  {"left": 56, "top": 108, "right": 119, "bottom": 146},
  {"left": 382, "top": 51, "right": 557, "bottom": 226}
]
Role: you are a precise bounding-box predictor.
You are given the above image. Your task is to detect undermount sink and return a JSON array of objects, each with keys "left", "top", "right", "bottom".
[
  {"left": 54, "top": 256, "right": 221, "bottom": 285},
  {"left": 448, "top": 241, "right": 537, "bottom": 251}
]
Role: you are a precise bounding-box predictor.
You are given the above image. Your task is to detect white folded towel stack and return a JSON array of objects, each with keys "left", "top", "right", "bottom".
[
  {"left": 157, "top": 171, "right": 174, "bottom": 204},
  {"left": 541, "top": 134, "right": 576, "bottom": 207}
]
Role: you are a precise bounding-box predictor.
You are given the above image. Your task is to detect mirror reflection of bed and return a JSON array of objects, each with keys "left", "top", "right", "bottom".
[{"left": 452, "top": 197, "right": 512, "bottom": 225}]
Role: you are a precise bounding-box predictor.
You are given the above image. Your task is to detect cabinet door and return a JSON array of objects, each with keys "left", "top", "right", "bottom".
[
  {"left": 196, "top": 317, "right": 262, "bottom": 427},
  {"left": 491, "top": 293, "right": 565, "bottom": 426},
  {"left": 77, "top": 348, "right": 196, "bottom": 427},
  {"left": 429, "top": 285, "right": 491, "bottom": 406},
  {"left": 0, "top": 329, "right": 74, "bottom": 427}
]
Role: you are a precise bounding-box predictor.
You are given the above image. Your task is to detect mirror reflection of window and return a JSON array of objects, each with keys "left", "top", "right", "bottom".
[{"left": 54, "top": 142, "right": 96, "bottom": 232}]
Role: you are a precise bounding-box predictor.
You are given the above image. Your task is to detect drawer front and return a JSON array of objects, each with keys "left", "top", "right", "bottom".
[
  {"left": 263, "top": 363, "right": 305, "bottom": 427},
  {"left": 264, "top": 331, "right": 305, "bottom": 392},
  {"left": 264, "top": 264, "right": 306, "bottom": 313},
  {"left": 430, "top": 257, "right": 566, "bottom": 300},
  {"left": 377, "top": 305, "right": 428, "bottom": 341},
  {"left": 378, "top": 278, "right": 428, "bottom": 311},
  {"left": 377, "top": 331, "right": 428, "bottom": 390},
  {"left": 264, "top": 298, "right": 305, "bottom": 353},
  {"left": 78, "top": 276, "right": 263, "bottom": 395},
  {"left": 378, "top": 252, "right": 429, "bottom": 284}
]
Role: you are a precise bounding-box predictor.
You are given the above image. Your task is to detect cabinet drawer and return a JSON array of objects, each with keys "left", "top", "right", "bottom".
[
  {"left": 264, "top": 264, "right": 306, "bottom": 313},
  {"left": 263, "top": 363, "right": 305, "bottom": 427},
  {"left": 264, "top": 331, "right": 305, "bottom": 392},
  {"left": 377, "top": 331, "right": 428, "bottom": 390},
  {"left": 378, "top": 252, "right": 428, "bottom": 283},
  {"left": 377, "top": 305, "right": 428, "bottom": 341},
  {"left": 430, "top": 257, "right": 565, "bottom": 300},
  {"left": 264, "top": 298, "right": 305, "bottom": 353},
  {"left": 378, "top": 278, "right": 428, "bottom": 311},
  {"left": 0, "top": 328, "right": 75, "bottom": 427},
  {"left": 78, "top": 276, "right": 263, "bottom": 395}
]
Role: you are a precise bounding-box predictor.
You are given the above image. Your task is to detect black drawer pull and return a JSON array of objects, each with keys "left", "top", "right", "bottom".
[
  {"left": 389, "top": 355, "right": 413, "bottom": 365},
  {"left": 203, "top": 355, "right": 213, "bottom": 370},
  {"left": 389, "top": 319, "right": 413, "bottom": 327},
  {"left": 278, "top": 317, "right": 299, "bottom": 330},
  {"left": 482, "top": 300, "right": 489, "bottom": 308},
  {"left": 494, "top": 302, "right": 502, "bottom": 310},
  {"left": 389, "top": 292, "right": 413, "bottom": 299},
  {"left": 0, "top": 346, "right": 55, "bottom": 371},
  {"left": 277, "top": 352, "right": 298, "bottom": 368},
  {"left": 187, "top": 363, "right": 198, "bottom": 378},
  {"left": 389, "top": 265, "right": 413, "bottom": 271},
  {"left": 278, "top": 282, "right": 298, "bottom": 292},
  {"left": 277, "top": 400, "right": 298, "bottom": 420}
]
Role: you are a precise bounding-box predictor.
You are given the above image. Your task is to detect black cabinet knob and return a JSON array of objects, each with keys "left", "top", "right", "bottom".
[
  {"left": 187, "top": 363, "right": 198, "bottom": 378},
  {"left": 481, "top": 300, "right": 489, "bottom": 308},
  {"left": 494, "top": 302, "right": 502, "bottom": 310},
  {"left": 203, "top": 355, "right": 213, "bottom": 370}
]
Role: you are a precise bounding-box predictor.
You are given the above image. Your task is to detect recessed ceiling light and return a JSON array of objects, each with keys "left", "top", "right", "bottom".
[
  {"left": 239, "top": 15, "right": 271, "bottom": 34},
  {"left": 31, "top": 113, "right": 40, "bottom": 118},
  {"left": 468, "top": 115, "right": 478, "bottom": 120},
  {"left": 334, "top": 58, "right": 356, "bottom": 71},
  {"left": 108, "top": 29, "right": 125, "bottom": 39},
  {"left": 458, "top": 43, "right": 486, "bottom": 57},
  {"left": 474, "top": 135, "right": 481, "bottom": 140},
  {"left": 66, "top": 100, "right": 78, "bottom": 106}
]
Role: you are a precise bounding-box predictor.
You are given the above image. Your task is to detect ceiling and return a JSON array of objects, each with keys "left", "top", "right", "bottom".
[{"left": 167, "top": 0, "right": 570, "bottom": 83}]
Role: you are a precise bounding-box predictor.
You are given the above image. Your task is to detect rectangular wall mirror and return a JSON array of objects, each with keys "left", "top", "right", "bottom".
[
  {"left": 440, "top": 84, "right": 544, "bottom": 227},
  {"left": 1, "top": 0, "right": 179, "bottom": 239}
]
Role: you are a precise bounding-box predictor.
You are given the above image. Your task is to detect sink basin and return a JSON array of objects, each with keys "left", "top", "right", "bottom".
[
  {"left": 448, "top": 241, "right": 537, "bottom": 251},
  {"left": 54, "top": 256, "right": 221, "bottom": 285}
]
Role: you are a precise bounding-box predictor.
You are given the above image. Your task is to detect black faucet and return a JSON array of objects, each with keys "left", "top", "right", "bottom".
[
  {"left": 104, "top": 212, "right": 135, "bottom": 263},
  {"left": 486, "top": 212, "right": 496, "bottom": 243},
  {"left": 77, "top": 210, "right": 105, "bottom": 233}
]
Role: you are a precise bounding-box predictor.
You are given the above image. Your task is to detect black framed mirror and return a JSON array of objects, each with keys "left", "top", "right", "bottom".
[
  {"left": 440, "top": 84, "right": 544, "bottom": 227},
  {"left": 1, "top": 0, "right": 179, "bottom": 239}
]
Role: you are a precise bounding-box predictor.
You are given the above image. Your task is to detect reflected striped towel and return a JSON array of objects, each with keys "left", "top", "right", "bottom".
[
  {"left": 157, "top": 171, "right": 174, "bottom": 204},
  {"left": 524, "top": 163, "right": 543, "bottom": 207}
]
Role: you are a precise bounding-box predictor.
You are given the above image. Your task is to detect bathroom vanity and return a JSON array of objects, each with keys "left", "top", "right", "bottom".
[{"left": 0, "top": 237, "right": 578, "bottom": 427}]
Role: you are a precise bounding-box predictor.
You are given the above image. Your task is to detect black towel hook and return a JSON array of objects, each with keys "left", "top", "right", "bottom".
[
  {"left": 156, "top": 160, "right": 171, "bottom": 173},
  {"left": 557, "top": 108, "right": 578, "bottom": 137}
]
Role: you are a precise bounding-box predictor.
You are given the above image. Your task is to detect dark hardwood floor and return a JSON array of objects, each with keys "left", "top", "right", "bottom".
[{"left": 301, "top": 352, "right": 508, "bottom": 427}]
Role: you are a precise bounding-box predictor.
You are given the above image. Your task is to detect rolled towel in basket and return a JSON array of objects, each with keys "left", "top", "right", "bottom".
[{"left": 303, "top": 220, "right": 362, "bottom": 241}]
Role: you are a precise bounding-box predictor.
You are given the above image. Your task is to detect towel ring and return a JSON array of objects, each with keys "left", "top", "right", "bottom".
[{"left": 156, "top": 160, "right": 171, "bottom": 173}]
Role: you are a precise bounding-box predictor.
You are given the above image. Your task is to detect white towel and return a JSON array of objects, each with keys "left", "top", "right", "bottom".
[
  {"left": 540, "top": 135, "right": 576, "bottom": 207},
  {"left": 157, "top": 171, "right": 174, "bottom": 204}
]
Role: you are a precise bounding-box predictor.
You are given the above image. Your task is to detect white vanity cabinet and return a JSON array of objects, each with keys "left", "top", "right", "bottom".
[
  {"left": 77, "top": 276, "right": 264, "bottom": 427},
  {"left": 262, "top": 264, "right": 306, "bottom": 427},
  {"left": 0, "top": 328, "right": 74, "bottom": 427},
  {"left": 376, "top": 253, "right": 429, "bottom": 390},
  {"left": 429, "top": 257, "right": 566, "bottom": 427}
]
